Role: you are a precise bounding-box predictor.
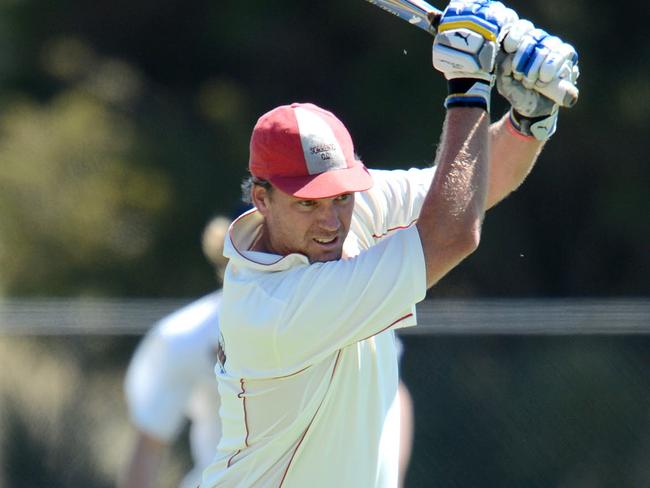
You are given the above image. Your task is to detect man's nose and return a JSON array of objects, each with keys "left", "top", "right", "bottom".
[{"left": 317, "top": 204, "right": 340, "bottom": 231}]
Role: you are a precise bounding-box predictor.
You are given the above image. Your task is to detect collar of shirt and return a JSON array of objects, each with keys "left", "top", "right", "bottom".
[{"left": 224, "top": 208, "right": 361, "bottom": 273}]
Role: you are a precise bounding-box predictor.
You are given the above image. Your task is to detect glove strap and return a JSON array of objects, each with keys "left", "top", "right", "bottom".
[
  {"left": 509, "top": 108, "right": 558, "bottom": 141},
  {"left": 445, "top": 79, "right": 492, "bottom": 112}
]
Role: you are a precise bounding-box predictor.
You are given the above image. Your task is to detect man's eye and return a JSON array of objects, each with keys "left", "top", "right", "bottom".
[
  {"left": 298, "top": 200, "right": 317, "bottom": 208},
  {"left": 335, "top": 194, "right": 351, "bottom": 202}
]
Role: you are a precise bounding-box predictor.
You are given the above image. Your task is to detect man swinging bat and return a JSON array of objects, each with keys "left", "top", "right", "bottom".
[{"left": 201, "top": 1, "right": 579, "bottom": 486}]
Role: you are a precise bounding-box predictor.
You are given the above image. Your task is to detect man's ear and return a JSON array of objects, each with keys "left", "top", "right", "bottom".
[{"left": 251, "top": 185, "right": 271, "bottom": 216}]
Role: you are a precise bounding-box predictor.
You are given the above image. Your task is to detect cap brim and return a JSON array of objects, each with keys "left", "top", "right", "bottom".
[{"left": 269, "top": 163, "right": 373, "bottom": 199}]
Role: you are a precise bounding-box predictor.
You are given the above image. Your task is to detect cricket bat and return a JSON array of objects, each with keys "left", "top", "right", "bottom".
[{"left": 364, "top": 0, "right": 442, "bottom": 36}]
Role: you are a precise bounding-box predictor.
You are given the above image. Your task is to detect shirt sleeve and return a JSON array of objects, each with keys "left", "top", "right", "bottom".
[
  {"left": 221, "top": 225, "right": 427, "bottom": 376},
  {"left": 355, "top": 167, "right": 436, "bottom": 239},
  {"left": 124, "top": 331, "right": 193, "bottom": 441}
]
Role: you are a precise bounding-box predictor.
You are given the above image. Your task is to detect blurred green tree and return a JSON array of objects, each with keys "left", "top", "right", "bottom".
[
  {"left": 0, "top": 85, "right": 172, "bottom": 295},
  {"left": 0, "top": 0, "right": 647, "bottom": 297}
]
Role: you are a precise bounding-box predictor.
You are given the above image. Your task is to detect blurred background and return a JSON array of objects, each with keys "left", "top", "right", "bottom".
[{"left": 0, "top": 0, "right": 648, "bottom": 487}]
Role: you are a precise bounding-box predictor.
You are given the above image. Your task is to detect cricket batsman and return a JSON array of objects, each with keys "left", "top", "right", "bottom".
[{"left": 202, "top": 1, "right": 579, "bottom": 486}]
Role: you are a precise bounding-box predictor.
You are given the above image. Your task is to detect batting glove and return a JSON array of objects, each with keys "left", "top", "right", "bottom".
[
  {"left": 433, "top": 0, "right": 518, "bottom": 111},
  {"left": 497, "top": 19, "right": 580, "bottom": 140}
]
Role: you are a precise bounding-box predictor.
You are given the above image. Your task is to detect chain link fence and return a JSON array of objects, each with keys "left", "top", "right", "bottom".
[{"left": 1, "top": 298, "right": 648, "bottom": 335}]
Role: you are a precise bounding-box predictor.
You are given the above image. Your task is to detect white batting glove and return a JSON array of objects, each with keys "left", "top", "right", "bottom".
[
  {"left": 433, "top": 0, "right": 518, "bottom": 111},
  {"left": 497, "top": 19, "right": 580, "bottom": 140}
]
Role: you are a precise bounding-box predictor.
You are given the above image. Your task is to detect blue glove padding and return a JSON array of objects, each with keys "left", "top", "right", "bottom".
[
  {"left": 500, "top": 19, "right": 580, "bottom": 109},
  {"left": 497, "top": 19, "right": 580, "bottom": 140}
]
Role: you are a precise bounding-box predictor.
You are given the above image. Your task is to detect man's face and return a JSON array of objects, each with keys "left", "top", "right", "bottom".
[{"left": 253, "top": 186, "right": 355, "bottom": 263}]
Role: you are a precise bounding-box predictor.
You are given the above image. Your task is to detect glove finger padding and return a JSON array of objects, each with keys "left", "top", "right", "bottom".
[
  {"left": 538, "top": 42, "right": 570, "bottom": 84},
  {"left": 433, "top": 0, "right": 518, "bottom": 111},
  {"left": 500, "top": 19, "right": 580, "bottom": 107},
  {"left": 433, "top": 0, "right": 519, "bottom": 82},
  {"left": 497, "top": 52, "right": 560, "bottom": 141},
  {"left": 496, "top": 53, "right": 557, "bottom": 117},
  {"left": 502, "top": 19, "right": 535, "bottom": 53}
]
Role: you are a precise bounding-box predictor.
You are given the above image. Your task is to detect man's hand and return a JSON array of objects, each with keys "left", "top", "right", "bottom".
[
  {"left": 497, "top": 19, "right": 580, "bottom": 140},
  {"left": 432, "top": 0, "right": 518, "bottom": 111}
]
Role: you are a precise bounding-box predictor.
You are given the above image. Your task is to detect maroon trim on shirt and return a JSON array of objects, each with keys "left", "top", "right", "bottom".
[
  {"left": 270, "top": 364, "right": 312, "bottom": 380},
  {"left": 238, "top": 378, "right": 250, "bottom": 448},
  {"left": 359, "top": 312, "right": 414, "bottom": 343},
  {"left": 226, "top": 449, "right": 241, "bottom": 468},
  {"left": 226, "top": 378, "right": 250, "bottom": 468},
  {"left": 371, "top": 219, "right": 418, "bottom": 239},
  {"left": 278, "top": 350, "right": 343, "bottom": 487}
]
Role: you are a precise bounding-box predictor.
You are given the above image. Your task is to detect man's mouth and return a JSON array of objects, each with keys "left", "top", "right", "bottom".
[{"left": 313, "top": 236, "right": 338, "bottom": 246}]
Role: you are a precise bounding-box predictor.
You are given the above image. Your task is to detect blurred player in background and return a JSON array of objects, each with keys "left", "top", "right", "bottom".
[
  {"left": 119, "top": 215, "right": 415, "bottom": 488},
  {"left": 119, "top": 216, "right": 230, "bottom": 488}
]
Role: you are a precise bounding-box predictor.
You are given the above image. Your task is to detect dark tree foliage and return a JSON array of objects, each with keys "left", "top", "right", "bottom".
[{"left": 0, "top": 0, "right": 647, "bottom": 297}]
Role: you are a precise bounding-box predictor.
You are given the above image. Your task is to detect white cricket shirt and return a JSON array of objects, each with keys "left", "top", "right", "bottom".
[
  {"left": 125, "top": 291, "right": 223, "bottom": 488},
  {"left": 202, "top": 167, "right": 435, "bottom": 488}
]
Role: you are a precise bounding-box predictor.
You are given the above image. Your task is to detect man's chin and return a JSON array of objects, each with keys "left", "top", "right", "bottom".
[{"left": 308, "top": 249, "right": 343, "bottom": 264}]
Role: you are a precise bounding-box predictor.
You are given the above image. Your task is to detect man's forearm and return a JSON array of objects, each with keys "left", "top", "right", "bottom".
[
  {"left": 486, "top": 112, "right": 545, "bottom": 209},
  {"left": 419, "top": 0, "right": 519, "bottom": 288},
  {"left": 417, "top": 107, "right": 490, "bottom": 288}
]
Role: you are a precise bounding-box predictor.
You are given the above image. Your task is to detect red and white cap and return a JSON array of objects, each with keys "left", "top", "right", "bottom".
[{"left": 249, "top": 102, "right": 373, "bottom": 199}]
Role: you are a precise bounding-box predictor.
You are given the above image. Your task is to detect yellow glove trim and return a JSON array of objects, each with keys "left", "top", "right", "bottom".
[{"left": 438, "top": 21, "right": 497, "bottom": 42}]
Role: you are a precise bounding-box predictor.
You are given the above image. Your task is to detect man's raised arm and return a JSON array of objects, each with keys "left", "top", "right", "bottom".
[
  {"left": 417, "top": 0, "right": 517, "bottom": 287},
  {"left": 417, "top": 108, "right": 489, "bottom": 288},
  {"left": 487, "top": 18, "right": 580, "bottom": 208}
]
